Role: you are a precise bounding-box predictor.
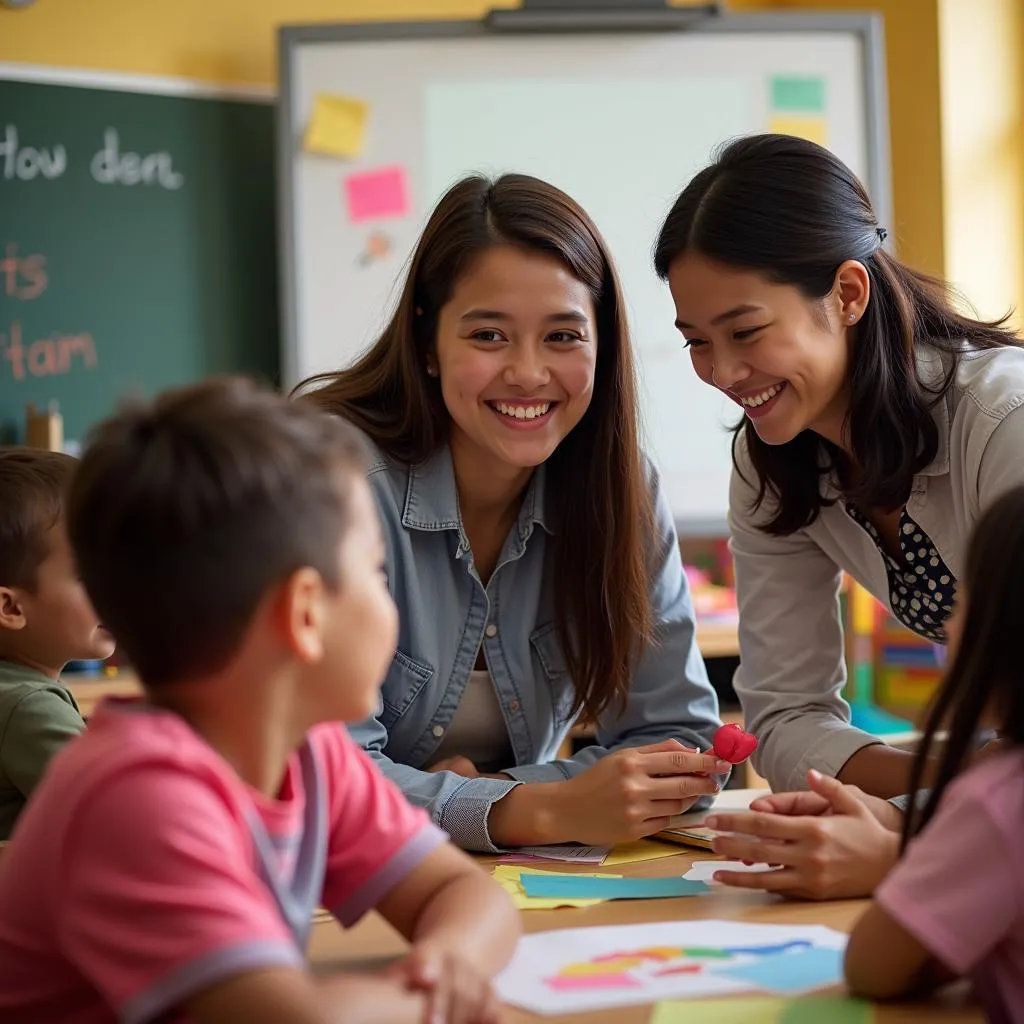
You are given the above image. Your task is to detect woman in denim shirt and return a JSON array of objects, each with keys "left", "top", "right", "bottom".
[
  {"left": 299, "top": 174, "right": 726, "bottom": 852},
  {"left": 653, "top": 134, "right": 1024, "bottom": 899}
]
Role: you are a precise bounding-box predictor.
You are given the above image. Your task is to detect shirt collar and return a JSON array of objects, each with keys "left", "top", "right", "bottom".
[
  {"left": 401, "top": 444, "right": 554, "bottom": 541},
  {"left": 915, "top": 344, "right": 951, "bottom": 477}
]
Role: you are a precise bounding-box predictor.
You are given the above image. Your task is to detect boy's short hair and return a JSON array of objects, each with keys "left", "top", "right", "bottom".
[
  {"left": 0, "top": 448, "right": 77, "bottom": 591},
  {"left": 67, "top": 377, "right": 368, "bottom": 686}
]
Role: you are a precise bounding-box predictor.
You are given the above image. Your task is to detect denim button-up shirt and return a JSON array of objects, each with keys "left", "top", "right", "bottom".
[{"left": 348, "top": 440, "right": 722, "bottom": 852}]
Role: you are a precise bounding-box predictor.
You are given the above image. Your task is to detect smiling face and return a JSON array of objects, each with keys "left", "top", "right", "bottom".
[
  {"left": 666, "top": 252, "right": 866, "bottom": 448},
  {"left": 432, "top": 244, "right": 597, "bottom": 480}
]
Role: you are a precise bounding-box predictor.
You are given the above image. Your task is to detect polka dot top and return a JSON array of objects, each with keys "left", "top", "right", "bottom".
[{"left": 844, "top": 504, "right": 957, "bottom": 643}]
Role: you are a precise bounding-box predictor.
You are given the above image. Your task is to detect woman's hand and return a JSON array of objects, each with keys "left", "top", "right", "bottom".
[
  {"left": 534, "top": 739, "right": 728, "bottom": 846},
  {"left": 749, "top": 779, "right": 906, "bottom": 832},
  {"left": 703, "top": 769, "right": 901, "bottom": 900}
]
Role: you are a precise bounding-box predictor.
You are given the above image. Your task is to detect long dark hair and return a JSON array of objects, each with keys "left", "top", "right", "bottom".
[
  {"left": 903, "top": 485, "right": 1024, "bottom": 846},
  {"left": 296, "top": 173, "right": 654, "bottom": 722},
  {"left": 654, "top": 134, "right": 1019, "bottom": 534}
]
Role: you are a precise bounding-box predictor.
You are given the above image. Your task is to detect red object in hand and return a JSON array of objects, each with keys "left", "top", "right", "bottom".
[{"left": 713, "top": 723, "right": 758, "bottom": 764}]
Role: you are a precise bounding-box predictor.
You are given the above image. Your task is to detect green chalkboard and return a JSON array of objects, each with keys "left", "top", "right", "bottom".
[{"left": 0, "top": 76, "right": 279, "bottom": 445}]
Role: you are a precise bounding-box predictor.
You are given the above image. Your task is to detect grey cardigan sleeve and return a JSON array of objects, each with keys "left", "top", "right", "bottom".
[{"left": 729, "top": 442, "right": 880, "bottom": 792}]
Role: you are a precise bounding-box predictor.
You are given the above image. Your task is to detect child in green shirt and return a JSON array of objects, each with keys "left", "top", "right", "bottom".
[{"left": 0, "top": 449, "right": 115, "bottom": 838}]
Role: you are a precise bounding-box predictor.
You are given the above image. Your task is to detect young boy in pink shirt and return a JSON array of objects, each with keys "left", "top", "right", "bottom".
[{"left": 0, "top": 378, "right": 518, "bottom": 1024}]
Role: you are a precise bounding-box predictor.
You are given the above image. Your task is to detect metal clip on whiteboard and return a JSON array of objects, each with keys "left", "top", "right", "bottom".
[{"left": 486, "top": 0, "right": 724, "bottom": 32}]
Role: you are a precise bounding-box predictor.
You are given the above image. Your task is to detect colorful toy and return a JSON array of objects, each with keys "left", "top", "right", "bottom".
[{"left": 712, "top": 723, "right": 758, "bottom": 764}]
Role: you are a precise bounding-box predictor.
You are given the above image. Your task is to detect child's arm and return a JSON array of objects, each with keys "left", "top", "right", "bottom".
[
  {"left": 376, "top": 843, "right": 519, "bottom": 972},
  {"left": 3, "top": 689, "right": 84, "bottom": 796},
  {"left": 844, "top": 903, "right": 953, "bottom": 999},
  {"left": 186, "top": 966, "right": 429, "bottom": 1024}
]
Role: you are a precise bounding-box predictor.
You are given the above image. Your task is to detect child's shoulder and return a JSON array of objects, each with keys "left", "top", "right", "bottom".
[
  {"left": 941, "top": 748, "right": 1024, "bottom": 842},
  {"left": 0, "top": 662, "right": 77, "bottom": 720}
]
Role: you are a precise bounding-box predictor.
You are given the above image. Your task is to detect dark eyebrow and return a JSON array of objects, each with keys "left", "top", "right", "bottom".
[
  {"left": 459, "top": 308, "right": 591, "bottom": 324},
  {"left": 675, "top": 304, "right": 765, "bottom": 331}
]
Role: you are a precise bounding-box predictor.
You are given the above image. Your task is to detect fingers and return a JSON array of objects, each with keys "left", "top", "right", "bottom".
[
  {"left": 704, "top": 810, "right": 827, "bottom": 843},
  {"left": 709, "top": 833, "right": 797, "bottom": 866},
  {"left": 806, "top": 769, "right": 867, "bottom": 816},
  {"left": 632, "top": 738, "right": 689, "bottom": 754},
  {"left": 644, "top": 750, "right": 733, "bottom": 777},
  {"left": 748, "top": 791, "right": 832, "bottom": 817},
  {"left": 713, "top": 866, "right": 804, "bottom": 894},
  {"left": 427, "top": 757, "right": 478, "bottom": 778},
  {"left": 647, "top": 774, "right": 721, "bottom": 801}
]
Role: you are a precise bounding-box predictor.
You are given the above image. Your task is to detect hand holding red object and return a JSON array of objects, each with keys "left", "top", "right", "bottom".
[{"left": 713, "top": 723, "right": 758, "bottom": 764}]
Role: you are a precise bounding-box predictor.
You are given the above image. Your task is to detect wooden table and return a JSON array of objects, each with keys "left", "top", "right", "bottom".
[
  {"left": 308, "top": 793, "right": 979, "bottom": 1023},
  {"left": 65, "top": 674, "right": 140, "bottom": 717}
]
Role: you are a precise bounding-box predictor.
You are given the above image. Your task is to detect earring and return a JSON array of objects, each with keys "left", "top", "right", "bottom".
[
  {"left": 848, "top": 313, "right": 856, "bottom": 323},
  {"left": 426, "top": 365, "right": 438, "bottom": 377}
]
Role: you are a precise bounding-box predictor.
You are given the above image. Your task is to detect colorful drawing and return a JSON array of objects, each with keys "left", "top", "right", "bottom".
[
  {"left": 497, "top": 919, "right": 848, "bottom": 1015},
  {"left": 544, "top": 939, "right": 816, "bottom": 991}
]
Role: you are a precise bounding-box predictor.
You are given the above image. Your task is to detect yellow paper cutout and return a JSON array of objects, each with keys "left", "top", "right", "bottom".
[
  {"left": 304, "top": 93, "right": 369, "bottom": 158},
  {"left": 769, "top": 114, "right": 828, "bottom": 148},
  {"left": 603, "top": 839, "right": 681, "bottom": 867},
  {"left": 651, "top": 997, "right": 787, "bottom": 1024},
  {"left": 492, "top": 864, "right": 621, "bottom": 910}
]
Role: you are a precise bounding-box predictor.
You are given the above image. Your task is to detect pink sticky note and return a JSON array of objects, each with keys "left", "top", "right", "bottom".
[
  {"left": 545, "top": 973, "right": 641, "bottom": 991},
  {"left": 344, "top": 166, "right": 409, "bottom": 223}
]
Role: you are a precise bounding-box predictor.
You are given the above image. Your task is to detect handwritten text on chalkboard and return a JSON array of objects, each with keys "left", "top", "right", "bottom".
[
  {"left": 1, "top": 125, "right": 184, "bottom": 189},
  {"left": 1, "top": 242, "right": 98, "bottom": 383}
]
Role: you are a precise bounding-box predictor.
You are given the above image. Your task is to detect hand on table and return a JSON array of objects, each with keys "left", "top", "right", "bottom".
[
  {"left": 703, "top": 769, "right": 901, "bottom": 900},
  {"left": 390, "top": 944, "right": 503, "bottom": 1024},
  {"left": 546, "top": 739, "right": 730, "bottom": 846}
]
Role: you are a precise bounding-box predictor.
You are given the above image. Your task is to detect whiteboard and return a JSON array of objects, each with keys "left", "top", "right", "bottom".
[{"left": 279, "top": 13, "right": 890, "bottom": 533}]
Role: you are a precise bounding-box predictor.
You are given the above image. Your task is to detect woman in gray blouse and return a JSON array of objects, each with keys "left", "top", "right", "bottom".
[
  {"left": 299, "top": 173, "right": 726, "bottom": 852},
  {"left": 653, "top": 134, "right": 1024, "bottom": 898}
]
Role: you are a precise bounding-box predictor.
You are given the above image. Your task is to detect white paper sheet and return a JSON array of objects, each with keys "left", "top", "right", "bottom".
[
  {"left": 496, "top": 919, "right": 846, "bottom": 1015},
  {"left": 683, "top": 860, "right": 781, "bottom": 883}
]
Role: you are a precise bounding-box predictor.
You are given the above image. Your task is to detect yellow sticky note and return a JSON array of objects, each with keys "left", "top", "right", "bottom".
[
  {"left": 492, "top": 865, "right": 621, "bottom": 910},
  {"left": 304, "top": 93, "right": 368, "bottom": 158},
  {"left": 651, "top": 997, "right": 786, "bottom": 1024},
  {"left": 769, "top": 114, "right": 828, "bottom": 148},
  {"left": 603, "top": 839, "right": 681, "bottom": 867}
]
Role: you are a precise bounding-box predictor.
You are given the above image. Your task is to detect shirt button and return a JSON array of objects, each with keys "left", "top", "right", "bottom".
[
  {"left": 508, "top": 699, "right": 520, "bottom": 713},
  {"left": 432, "top": 725, "right": 444, "bottom": 738},
  {"left": 485, "top": 623, "right": 498, "bottom": 638}
]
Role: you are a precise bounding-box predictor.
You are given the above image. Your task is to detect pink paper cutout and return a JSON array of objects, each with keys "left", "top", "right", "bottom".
[
  {"left": 545, "top": 973, "right": 641, "bottom": 991},
  {"left": 344, "top": 166, "right": 409, "bottom": 224}
]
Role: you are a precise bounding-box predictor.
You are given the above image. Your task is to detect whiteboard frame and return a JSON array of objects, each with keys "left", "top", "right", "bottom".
[{"left": 277, "top": 11, "right": 891, "bottom": 536}]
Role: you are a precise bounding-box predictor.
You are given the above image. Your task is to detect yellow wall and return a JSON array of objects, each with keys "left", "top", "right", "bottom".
[
  {"left": 938, "top": 0, "right": 1023, "bottom": 326},
  {"left": 0, "top": 0, "right": 771, "bottom": 82},
  {"left": 0, "top": 0, "right": 959, "bottom": 287},
  {"left": 772, "top": 0, "right": 944, "bottom": 279}
]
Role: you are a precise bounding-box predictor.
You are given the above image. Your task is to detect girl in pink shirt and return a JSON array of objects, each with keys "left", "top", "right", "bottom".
[{"left": 845, "top": 484, "right": 1024, "bottom": 1023}]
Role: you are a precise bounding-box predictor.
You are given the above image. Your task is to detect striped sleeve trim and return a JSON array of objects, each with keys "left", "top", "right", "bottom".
[
  {"left": 121, "top": 939, "right": 303, "bottom": 1024},
  {"left": 332, "top": 823, "right": 448, "bottom": 927}
]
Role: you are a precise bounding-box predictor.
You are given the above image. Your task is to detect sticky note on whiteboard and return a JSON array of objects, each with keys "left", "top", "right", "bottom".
[
  {"left": 304, "top": 93, "right": 368, "bottom": 158},
  {"left": 344, "top": 166, "right": 409, "bottom": 223},
  {"left": 768, "top": 115, "right": 828, "bottom": 148}
]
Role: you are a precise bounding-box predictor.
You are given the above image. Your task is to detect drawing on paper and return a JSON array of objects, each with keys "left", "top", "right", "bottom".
[{"left": 544, "top": 940, "right": 814, "bottom": 991}]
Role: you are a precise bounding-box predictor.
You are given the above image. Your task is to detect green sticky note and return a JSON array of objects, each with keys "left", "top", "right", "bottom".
[
  {"left": 651, "top": 998, "right": 786, "bottom": 1024},
  {"left": 779, "top": 995, "right": 873, "bottom": 1023},
  {"left": 771, "top": 76, "right": 826, "bottom": 113}
]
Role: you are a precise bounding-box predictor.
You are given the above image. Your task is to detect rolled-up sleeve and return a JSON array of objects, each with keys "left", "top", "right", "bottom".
[
  {"left": 729, "top": 442, "right": 879, "bottom": 792},
  {"left": 505, "top": 462, "right": 722, "bottom": 789}
]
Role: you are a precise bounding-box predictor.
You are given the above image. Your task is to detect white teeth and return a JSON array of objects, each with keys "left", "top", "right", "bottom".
[
  {"left": 494, "top": 401, "right": 551, "bottom": 420},
  {"left": 740, "top": 383, "right": 784, "bottom": 408}
]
